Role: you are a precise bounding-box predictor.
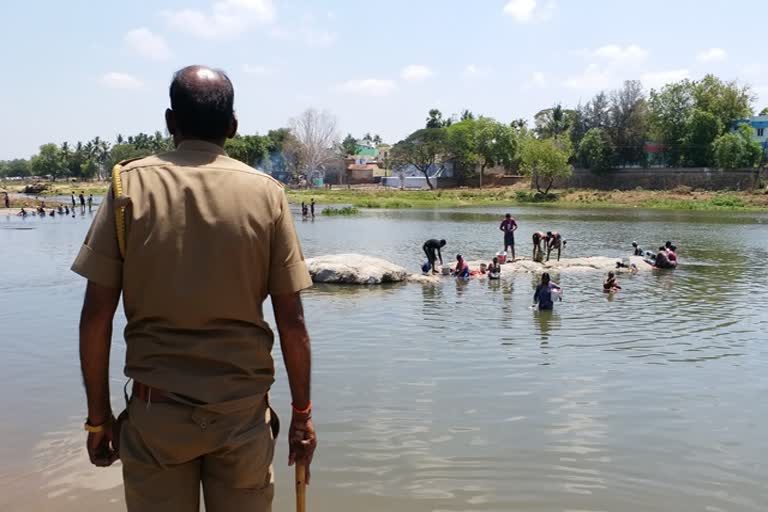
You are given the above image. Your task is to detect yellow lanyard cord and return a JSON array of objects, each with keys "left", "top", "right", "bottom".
[{"left": 111, "top": 164, "right": 126, "bottom": 259}]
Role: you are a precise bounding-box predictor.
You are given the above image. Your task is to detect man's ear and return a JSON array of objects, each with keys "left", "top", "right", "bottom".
[
  {"left": 165, "top": 109, "right": 176, "bottom": 135},
  {"left": 227, "top": 114, "right": 238, "bottom": 139}
]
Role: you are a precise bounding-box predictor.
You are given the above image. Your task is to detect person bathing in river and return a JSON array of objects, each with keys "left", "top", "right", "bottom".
[
  {"left": 532, "top": 231, "right": 546, "bottom": 262},
  {"left": 666, "top": 244, "right": 678, "bottom": 266},
  {"left": 487, "top": 257, "right": 501, "bottom": 279},
  {"left": 603, "top": 271, "right": 621, "bottom": 292},
  {"left": 654, "top": 246, "right": 675, "bottom": 269},
  {"left": 499, "top": 213, "right": 518, "bottom": 261},
  {"left": 423, "top": 239, "right": 446, "bottom": 274},
  {"left": 453, "top": 254, "right": 470, "bottom": 279},
  {"left": 632, "top": 241, "right": 643, "bottom": 256},
  {"left": 533, "top": 272, "right": 561, "bottom": 311},
  {"left": 546, "top": 231, "right": 566, "bottom": 261}
]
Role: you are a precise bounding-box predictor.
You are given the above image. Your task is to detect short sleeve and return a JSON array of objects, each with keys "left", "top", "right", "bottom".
[
  {"left": 268, "top": 191, "right": 312, "bottom": 295},
  {"left": 71, "top": 186, "right": 123, "bottom": 289}
]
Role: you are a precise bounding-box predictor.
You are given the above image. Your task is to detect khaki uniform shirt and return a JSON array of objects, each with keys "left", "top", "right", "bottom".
[{"left": 72, "top": 140, "right": 312, "bottom": 403}]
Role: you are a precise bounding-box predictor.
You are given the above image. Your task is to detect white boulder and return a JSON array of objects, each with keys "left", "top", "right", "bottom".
[{"left": 305, "top": 254, "right": 410, "bottom": 285}]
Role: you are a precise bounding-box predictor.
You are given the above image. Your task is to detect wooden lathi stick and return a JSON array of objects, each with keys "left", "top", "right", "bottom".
[{"left": 295, "top": 464, "right": 307, "bottom": 512}]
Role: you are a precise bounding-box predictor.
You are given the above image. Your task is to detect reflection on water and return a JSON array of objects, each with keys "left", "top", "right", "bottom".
[{"left": 1, "top": 206, "right": 767, "bottom": 511}]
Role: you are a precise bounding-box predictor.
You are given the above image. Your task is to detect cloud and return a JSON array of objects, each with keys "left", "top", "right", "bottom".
[
  {"left": 564, "top": 64, "right": 618, "bottom": 91},
  {"left": 696, "top": 47, "right": 727, "bottom": 63},
  {"left": 124, "top": 28, "right": 171, "bottom": 61},
  {"left": 590, "top": 44, "right": 648, "bottom": 64},
  {"left": 100, "top": 72, "right": 144, "bottom": 90},
  {"left": 269, "top": 25, "right": 337, "bottom": 48},
  {"left": 503, "top": 0, "right": 556, "bottom": 22},
  {"left": 503, "top": 0, "right": 536, "bottom": 21},
  {"left": 242, "top": 64, "right": 273, "bottom": 76},
  {"left": 163, "top": 0, "right": 275, "bottom": 39},
  {"left": 401, "top": 65, "right": 434, "bottom": 82},
  {"left": 463, "top": 64, "right": 490, "bottom": 78},
  {"left": 641, "top": 69, "right": 690, "bottom": 90},
  {"left": 523, "top": 71, "right": 548, "bottom": 89},
  {"left": 336, "top": 79, "right": 397, "bottom": 97}
]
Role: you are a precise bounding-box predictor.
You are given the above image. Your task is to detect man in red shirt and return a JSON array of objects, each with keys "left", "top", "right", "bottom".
[{"left": 499, "top": 213, "right": 518, "bottom": 261}]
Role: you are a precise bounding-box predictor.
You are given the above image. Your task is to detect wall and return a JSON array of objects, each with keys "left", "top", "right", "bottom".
[{"left": 553, "top": 168, "right": 762, "bottom": 191}]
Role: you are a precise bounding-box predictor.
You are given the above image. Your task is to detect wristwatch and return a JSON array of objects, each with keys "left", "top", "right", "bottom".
[{"left": 84, "top": 416, "right": 114, "bottom": 433}]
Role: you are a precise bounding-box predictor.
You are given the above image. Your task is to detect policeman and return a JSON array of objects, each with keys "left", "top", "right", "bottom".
[{"left": 72, "top": 65, "right": 316, "bottom": 511}]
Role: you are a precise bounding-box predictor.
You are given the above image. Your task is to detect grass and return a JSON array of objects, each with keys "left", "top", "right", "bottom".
[
  {"left": 289, "top": 186, "right": 768, "bottom": 211},
  {"left": 5, "top": 178, "right": 767, "bottom": 212},
  {"left": 321, "top": 206, "right": 360, "bottom": 216}
]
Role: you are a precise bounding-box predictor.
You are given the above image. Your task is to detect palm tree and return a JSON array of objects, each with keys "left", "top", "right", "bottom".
[{"left": 535, "top": 103, "right": 575, "bottom": 138}]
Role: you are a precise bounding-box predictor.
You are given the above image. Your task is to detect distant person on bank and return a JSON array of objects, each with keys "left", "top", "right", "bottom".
[
  {"left": 499, "top": 213, "right": 518, "bottom": 261},
  {"left": 423, "top": 238, "right": 446, "bottom": 274}
]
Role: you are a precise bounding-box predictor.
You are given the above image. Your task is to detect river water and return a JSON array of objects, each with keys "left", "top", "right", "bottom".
[{"left": 1, "top": 206, "right": 767, "bottom": 511}]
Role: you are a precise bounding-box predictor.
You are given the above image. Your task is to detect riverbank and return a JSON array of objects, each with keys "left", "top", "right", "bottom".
[
  {"left": 289, "top": 186, "right": 768, "bottom": 211},
  {"left": 5, "top": 179, "right": 767, "bottom": 211}
]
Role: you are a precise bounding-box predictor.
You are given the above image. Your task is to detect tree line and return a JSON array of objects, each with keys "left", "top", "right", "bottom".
[
  {"left": 3, "top": 74, "right": 765, "bottom": 191},
  {"left": 390, "top": 74, "right": 767, "bottom": 192},
  {"left": 0, "top": 130, "right": 299, "bottom": 181}
]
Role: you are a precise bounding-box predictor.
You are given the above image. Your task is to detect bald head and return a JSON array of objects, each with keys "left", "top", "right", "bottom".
[{"left": 166, "top": 65, "right": 236, "bottom": 145}]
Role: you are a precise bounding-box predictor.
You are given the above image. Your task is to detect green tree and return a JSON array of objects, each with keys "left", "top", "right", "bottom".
[
  {"left": 426, "top": 109, "right": 448, "bottom": 129},
  {"left": 106, "top": 144, "right": 152, "bottom": 172},
  {"left": 475, "top": 117, "right": 517, "bottom": 186},
  {"left": 0, "top": 159, "right": 30, "bottom": 178},
  {"left": 534, "top": 104, "right": 576, "bottom": 139},
  {"left": 519, "top": 136, "right": 572, "bottom": 194},
  {"left": 577, "top": 128, "right": 613, "bottom": 172},
  {"left": 609, "top": 80, "right": 648, "bottom": 166},
  {"left": 648, "top": 80, "right": 695, "bottom": 165},
  {"left": 225, "top": 135, "right": 268, "bottom": 166},
  {"left": 446, "top": 120, "right": 480, "bottom": 183},
  {"left": 30, "top": 143, "right": 65, "bottom": 180},
  {"left": 80, "top": 159, "right": 99, "bottom": 180},
  {"left": 713, "top": 124, "right": 762, "bottom": 169},
  {"left": 460, "top": 109, "right": 475, "bottom": 121},
  {"left": 683, "top": 110, "right": 722, "bottom": 166},
  {"left": 692, "top": 75, "right": 754, "bottom": 134},
  {"left": 760, "top": 107, "right": 768, "bottom": 116},
  {"left": 340, "top": 134, "right": 358, "bottom": 157},
  {"left": 391, "top": 128, "right": 448, "bottom": 190}
]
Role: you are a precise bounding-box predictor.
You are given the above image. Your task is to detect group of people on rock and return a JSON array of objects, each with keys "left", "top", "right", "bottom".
[{"left": 632, "top": 240, "right": 679, "bottom": 269}]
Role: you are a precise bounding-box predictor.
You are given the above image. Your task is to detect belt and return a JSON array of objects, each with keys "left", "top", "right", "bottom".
[{"left": 132, "top": 381, "right": 175, "bottom": 403}]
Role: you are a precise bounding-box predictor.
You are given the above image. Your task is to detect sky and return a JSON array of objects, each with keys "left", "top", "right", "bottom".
[{"left": 1, "top": 0, "right": 767, "bottom": 160}]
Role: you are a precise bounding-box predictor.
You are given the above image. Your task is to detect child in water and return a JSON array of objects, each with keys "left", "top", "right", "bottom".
[
  {"left": 603, "top": 271, "right": 621, "bottom": 293},
  {"left": 487, "top": 257, "right": 501, "bottom": 280}
]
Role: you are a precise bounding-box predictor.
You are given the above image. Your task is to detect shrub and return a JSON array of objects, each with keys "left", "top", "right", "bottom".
[{"left": 322, "top": 206, "right": 360, "bottom": 216}]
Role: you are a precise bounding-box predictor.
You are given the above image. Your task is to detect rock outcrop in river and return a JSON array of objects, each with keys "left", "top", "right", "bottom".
[
  {"left": 306, "top": 254, "right": 654, "bottom": 285},
  {"left": 306, "top": 254, "right": 410, "bottom": 284}
]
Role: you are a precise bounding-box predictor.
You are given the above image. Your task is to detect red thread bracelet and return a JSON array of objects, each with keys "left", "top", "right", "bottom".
[{"left": 292, "top": 402, "right": 312, "bottom": 415}]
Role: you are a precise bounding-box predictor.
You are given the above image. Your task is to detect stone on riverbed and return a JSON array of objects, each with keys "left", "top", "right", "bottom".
[{"left": 306, "top": 254, "right": 410, "bottom": 284}]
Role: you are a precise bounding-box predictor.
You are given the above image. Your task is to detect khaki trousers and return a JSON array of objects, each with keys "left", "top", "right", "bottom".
[{"left": 120, "top": 393, "right": 275, "bottom": 512}]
